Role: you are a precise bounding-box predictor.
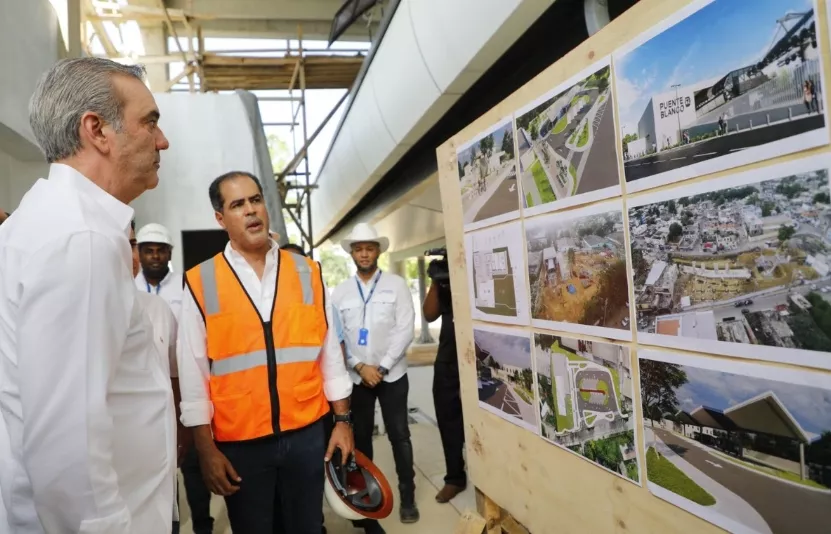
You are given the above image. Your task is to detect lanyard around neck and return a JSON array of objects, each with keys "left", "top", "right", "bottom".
[
  {"left": 356, "top": 270, "right": 382, "bottom": 327},
  {"left": 145, "top": 279, "right": 161, "bottom": 295}
]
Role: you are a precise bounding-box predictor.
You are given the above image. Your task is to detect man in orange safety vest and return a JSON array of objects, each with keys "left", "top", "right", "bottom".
[{"left": 177, "top": 171, "right": 354, "bottom": 533}]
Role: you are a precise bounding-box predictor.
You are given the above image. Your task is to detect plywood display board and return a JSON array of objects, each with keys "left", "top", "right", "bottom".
[{"left": 436, "top": 1, "right": 831, "bottom": 532}]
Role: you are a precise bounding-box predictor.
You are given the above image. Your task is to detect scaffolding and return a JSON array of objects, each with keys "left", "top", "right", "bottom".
[{"left": 80, "top": 1, "right": 367, "bottom": 252}]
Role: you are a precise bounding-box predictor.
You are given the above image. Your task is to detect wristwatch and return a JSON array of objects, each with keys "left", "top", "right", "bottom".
[
  {"left": 333, "top": 411, "right": 352, "bottom": 425},
  {"left": 378, "top": 366, "right": 389, "bottom": 377}
]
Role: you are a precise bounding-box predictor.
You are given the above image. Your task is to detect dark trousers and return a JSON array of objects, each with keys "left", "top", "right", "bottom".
[
  {"left": 216, "top": 419, "right": 326, "bottom": 534},
  {"left": 433, "top": 361, "right": 467, "bottom": 487},
  {"left": 351, "top": 374, "right": 415, "bottom": 499},
  {"left": 181, "top": 447, "right": 214, "bottom": 534},
  {"left": 322, "top": 406, "right": 334, "bottom": 532}
]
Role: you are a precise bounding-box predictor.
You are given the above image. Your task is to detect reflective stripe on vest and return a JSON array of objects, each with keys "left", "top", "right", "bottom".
[
  {"left": 210, "top": 346, "right": 320, "bottom": 376},
  {"left": 186, "top": 250, "right": 329, "bottom": 441}
]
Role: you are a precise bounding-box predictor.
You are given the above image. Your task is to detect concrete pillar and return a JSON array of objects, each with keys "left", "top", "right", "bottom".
[
  {"left": 140, "top": 25, "right": 169, "bottom": 91},
  {"left": 67, "top": 0, "right": 82, "bottom": 58},
  {"left": 416, "top": 256, "right": 435, "bottom": 344},
  {"left": 800, "top": 442, "right": 806, "bottom": 480}
]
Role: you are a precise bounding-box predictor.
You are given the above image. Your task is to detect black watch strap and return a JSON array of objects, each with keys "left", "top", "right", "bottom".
[{"left": 333, "top": 411, "right": 352, "bottom": 424}]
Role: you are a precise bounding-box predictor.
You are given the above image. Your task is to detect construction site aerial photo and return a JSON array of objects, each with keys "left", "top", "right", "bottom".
[
  {"left": 629, "top": 159, "right": 831, "bottom": 356},
  {"left": 525, "top": 203, "right": 631, "bottom": 336}
]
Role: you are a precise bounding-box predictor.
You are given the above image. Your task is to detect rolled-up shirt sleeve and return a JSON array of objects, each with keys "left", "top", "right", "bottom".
[
  {"left": 17, "top": 232, "right": 133, "bottom": 533},
  {"left": 176, "top": 286, "right": 214, "bottom": 427},
  {"left": 322, "top": 280, "right": 352, "bottom": 402},
  {"left": 379, "top": 277, "right": 415, "bottom": 371}
]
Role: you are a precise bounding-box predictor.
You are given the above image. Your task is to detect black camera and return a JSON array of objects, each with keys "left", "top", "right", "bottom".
[{"left": 425, "top": 247, "right": 450, "bottom": 285}]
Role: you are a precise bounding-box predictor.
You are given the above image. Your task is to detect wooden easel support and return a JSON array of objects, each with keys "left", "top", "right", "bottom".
[{"left": 455, "top": 488, "right": 531, "bottom": 534}]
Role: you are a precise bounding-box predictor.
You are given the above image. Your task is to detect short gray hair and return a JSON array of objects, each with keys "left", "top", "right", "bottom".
[{"left": 29, "top": 58, "right": 147, "bottom": 163}]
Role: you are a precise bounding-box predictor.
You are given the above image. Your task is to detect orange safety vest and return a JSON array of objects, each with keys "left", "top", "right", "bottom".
[{"left": 185, "top": 249, "right": 330, "bottom": 442}]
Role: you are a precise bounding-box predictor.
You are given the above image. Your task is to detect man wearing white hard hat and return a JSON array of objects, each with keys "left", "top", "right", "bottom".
[
  {"left": 331, "top": 222, "right": 418, "bottom": 533},
  {"left": 135, "top": 222, "right": 213, "bottom": 534},
  {"left": 135, "top": 223, "right": 184, "bottom": 318}
]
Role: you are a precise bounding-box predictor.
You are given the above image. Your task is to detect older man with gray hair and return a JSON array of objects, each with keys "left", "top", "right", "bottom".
[{"left": 0, "top": 58, "right": 174, "bottom": 533}]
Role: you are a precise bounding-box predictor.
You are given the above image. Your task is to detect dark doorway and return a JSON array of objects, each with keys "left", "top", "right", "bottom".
[{"left": 182, "top": 229, "right": 229, "bottom": 271}]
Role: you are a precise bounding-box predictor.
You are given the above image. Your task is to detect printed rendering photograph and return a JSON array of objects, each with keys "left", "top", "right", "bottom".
[
  {"left": 639, "top": 349, "right": 831, "bottom": 534},
  {"left": 457, "top": 117, "right": 520, "bottom": 229},
  {"left": 525, "top": 201, "right": 631, "bottom": 339},
  {"left": 465, "top": 220, "right": 530, "bottom": 326},
  {"left": 629, "top": 155, "right": 831, "bottom": 366},
  {"left": 515, "top": 61, "right": 620, "bottom": 212},
  {"left": 534, "top": 333, "right": 639, "bottom": 484},
  {"left": 615, "top": 0, "right": 827, "bottom": 192},
  {"left": 474, "top": 327, "right": 538, "bottom": 433}
]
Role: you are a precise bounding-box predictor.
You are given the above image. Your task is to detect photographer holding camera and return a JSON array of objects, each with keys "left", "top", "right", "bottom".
[{"left": 422, "top": 248, "right": 466, "bottom": 503}]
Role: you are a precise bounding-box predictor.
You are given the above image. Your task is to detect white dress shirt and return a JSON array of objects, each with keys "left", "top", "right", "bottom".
[
  {"left": 135, "top": 270, "right": 184, "bottom": 320},
  {"left": 0, "top": 412, "right": 9, "bottom": 532},
  {"left": 177, "top": 241, "right": 352, "bottom": 428},
  {"left": 0, "top": 164, "right": 177, "bottom": 534},
  {"left": 331, "top": 270, "right": 415, "bottom": 384},
  {"left": 136, "top": 292, "right": 179, "bottom": 378}
]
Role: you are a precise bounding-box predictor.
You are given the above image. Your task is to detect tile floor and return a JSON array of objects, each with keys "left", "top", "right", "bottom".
[{"left": 177, "top": 366, "right": 474, "bottom": 533}]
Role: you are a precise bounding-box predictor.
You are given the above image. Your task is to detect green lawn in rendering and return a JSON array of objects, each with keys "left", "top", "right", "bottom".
[
  {"left": 577, "top": 121, "right": 589, "bottom": 147},
  {"left": 646, "top": 447, "right": 716, "bottom": 506},
  {"left": 529, "top": 159, "right": 556, "bottom": 203},
  {"left": 549, "top": 375, "right": 574, "bottom": 432},
  {"left": 514, "top": 385, "right": 534, "bottom": 405},
  {"left": 550, "top": 340, "right": 588, "bottom": 362},
  {"left": 552, "top": 114, "right": 569, "bottom": 135}
]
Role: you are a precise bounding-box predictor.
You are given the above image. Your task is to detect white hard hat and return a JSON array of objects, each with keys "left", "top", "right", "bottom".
[
  {"left": 340, "top": 222, "right": 389, "bottom": 254},
  {"left": 324, "top": 449, "right": 394, "bottom": 521},
  {"left": 136, "top": 223, "right": 173, "bottom": 246}
]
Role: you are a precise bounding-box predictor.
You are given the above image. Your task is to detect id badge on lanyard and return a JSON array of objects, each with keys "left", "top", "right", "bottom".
[
  {"left": 356, "top": 271, "right": 382, "bottom": 346},
  {"left": 146, "top": 280, "right": 161, "bottom": 295}
]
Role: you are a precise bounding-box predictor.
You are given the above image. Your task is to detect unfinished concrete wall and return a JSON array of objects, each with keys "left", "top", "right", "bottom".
[{"left": 0, "top": 0, "right": 61, "bottom": 157}]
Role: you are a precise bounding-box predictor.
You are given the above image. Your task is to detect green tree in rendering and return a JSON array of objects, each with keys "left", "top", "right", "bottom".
[
  {"left": 479, "top": 134, "right": 494, "bottom": 160},
  {"left": 778, "top": 225, "right": 796, "bottom": 243},
  {"left": 530, "top": 121, "right": 539, "bottom": 141},
  {"left": 814, "top": 192, "right": 830, "bottom": 204},
  {"left": 639, "top": 360, "right": 688, "bottom": 425},
  {"left": 668, "top": 200, "right": 677, "bottom": 215},
  {"left": 521, "top": 368, "right": 534, "bottom": 392},
  {"left": 668, "top": 223, "right": 683, "bottom": 242},
  {"left": 501, "top": 129, "right": 515, "bottom": 160}
]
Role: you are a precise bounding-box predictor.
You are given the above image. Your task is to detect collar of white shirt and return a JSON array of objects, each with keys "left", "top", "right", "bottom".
[
  {"left": 223, "top": 239, "right": 280, "bottom": 270},
  {"left": 48, "top": 163, "right": 134, "bottom": 237},
  {"left": 137, "top": 270, "right": 178, "bottom": 289}
]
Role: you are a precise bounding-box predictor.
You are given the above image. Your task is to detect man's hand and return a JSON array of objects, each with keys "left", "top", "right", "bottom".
[
  {"left": 358, "top": 364, "right": 383, "bottom": 388},
  {"left": 177, "top": 424, "right": 193, "bottom": 467},
  {"left": 325, "top": 421, "right": 355, "bottom": 465},
  {"left": 197, "top": 445, "right": 242, "bottom": 496}
]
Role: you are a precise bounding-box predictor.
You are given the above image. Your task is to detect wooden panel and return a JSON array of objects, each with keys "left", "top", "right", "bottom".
[
  {"left": 200, "top": 54, "right": 364, "bottom": 91},
  {"left": 434, "top": 0, "right": 831, "bottom": 533}
]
